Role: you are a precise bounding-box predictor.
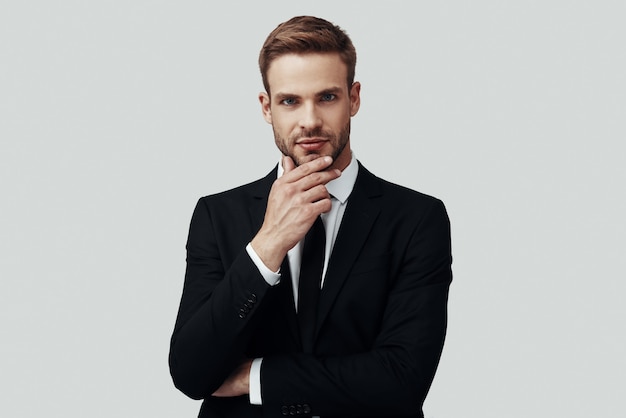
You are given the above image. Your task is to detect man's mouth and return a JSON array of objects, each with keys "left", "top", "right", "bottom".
[{"left": 296, "top": 138, "right": 328, "bottom": 151}]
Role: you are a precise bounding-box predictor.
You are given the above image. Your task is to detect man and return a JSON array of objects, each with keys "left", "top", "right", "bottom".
[{"left": 169, "top": 16, "right": 452, "bottom": 418}]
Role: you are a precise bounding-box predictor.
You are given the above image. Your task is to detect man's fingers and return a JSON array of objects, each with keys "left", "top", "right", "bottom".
[
  {"left": 211, "top": 360, "right": 252, "bottom": 397},
  {"left": 295, "top": 169, "right": 340, "bottom": 192},
  {"left": 311, "top": 196, "right": 333, "bottom": 215},
  {"left": 300, "top": 184, "right": 331, "bottom": 205},
  {"left": 280, "top": 158, "right": 341, "bottom": 193},
  {"left": 281, "top": 156, "right": 335, "bottom": 182}
]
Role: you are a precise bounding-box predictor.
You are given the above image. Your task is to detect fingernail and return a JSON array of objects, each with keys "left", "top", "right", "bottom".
[{"left": 324, "top": 156, "right": 332, "bottom": 164}]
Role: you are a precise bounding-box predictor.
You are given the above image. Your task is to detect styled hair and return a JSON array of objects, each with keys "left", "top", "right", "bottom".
[{"left": 259, "top": 16, "right": 357, "bottom": 93}]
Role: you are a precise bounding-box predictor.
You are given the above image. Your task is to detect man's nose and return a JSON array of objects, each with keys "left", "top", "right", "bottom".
[{"left": 299, "top": 103, "right": 322, "bottom": 130}]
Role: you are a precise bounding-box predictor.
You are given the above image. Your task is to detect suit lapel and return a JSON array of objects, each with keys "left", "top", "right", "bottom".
[
  {"left": 315, "top": 164, "right": 383, "bottom": 339},
  {"left": 248, "top": 167, "right": 276, "bottom": 232}
]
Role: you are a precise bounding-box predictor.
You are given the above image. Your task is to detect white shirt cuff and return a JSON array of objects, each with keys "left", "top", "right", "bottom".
[
  {"left": 246, "top": 243, "right": 281, "bottom": 286},
  {"left": 249, "top": 357, "right": 263, "bottom": 405}
]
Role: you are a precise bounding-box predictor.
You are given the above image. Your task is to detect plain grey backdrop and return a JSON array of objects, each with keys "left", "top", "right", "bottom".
[{"left": 1, "top": 1, "right": 624, "bottom": 417}]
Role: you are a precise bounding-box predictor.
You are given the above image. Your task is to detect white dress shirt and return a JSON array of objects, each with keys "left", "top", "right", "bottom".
[{"left": 245, "top": 153, "right": 359, "bottom": 406}]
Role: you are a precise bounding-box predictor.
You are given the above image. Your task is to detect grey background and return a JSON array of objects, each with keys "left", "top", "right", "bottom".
[{"left": 1, "top": 1, "right": 624, "bottom": 417}]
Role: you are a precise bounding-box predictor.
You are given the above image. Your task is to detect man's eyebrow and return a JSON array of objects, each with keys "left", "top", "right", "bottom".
[
  {"left": 318, "top": 87, "right": 342, "bottom": 95},
  {"left": 274, "top": 87, "right": 343, "bottom": 99},
  {"left": 274, "top": 92, "right": 300, "bottom": 99}
]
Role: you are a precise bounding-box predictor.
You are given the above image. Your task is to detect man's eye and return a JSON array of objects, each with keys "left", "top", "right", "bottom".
[
  {"left": 321, "top": 94, "right": 336, "bottom": 102},
  {"left": 281, "top": 98, "right": 297, "bottom": 105}
]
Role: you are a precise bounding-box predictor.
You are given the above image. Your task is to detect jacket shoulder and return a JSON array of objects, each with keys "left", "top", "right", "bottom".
[
  {"left": 198, "top": 167, "right": 276, "bottom": 204},
  {"left": 357, "top": 162, "right": 445, "bottom": 207}
]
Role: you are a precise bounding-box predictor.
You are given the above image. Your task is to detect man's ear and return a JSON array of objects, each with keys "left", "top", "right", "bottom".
[
  {"left": 259, "top": 92, "right": 272, "bottom": 124},
  {"left": 349, "top": 82, "right": 361, "bottom": 117}
]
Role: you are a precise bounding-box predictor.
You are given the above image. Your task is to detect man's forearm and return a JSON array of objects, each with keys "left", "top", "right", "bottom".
[{"left": 169, "top": 245, "right": 270, "bottom": 399}]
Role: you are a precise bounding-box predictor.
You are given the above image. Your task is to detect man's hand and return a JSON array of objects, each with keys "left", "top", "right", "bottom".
[
  {"left": 212, "top": 359, "right": 253, "bottom": 397},
  {"left": 251, "top": 155, "right": 341, "bottom": 271}
]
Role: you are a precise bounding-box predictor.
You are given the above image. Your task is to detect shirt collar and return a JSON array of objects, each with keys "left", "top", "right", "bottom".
[{"left": 276, "top": 152, "right": 358, "bottom": 204}]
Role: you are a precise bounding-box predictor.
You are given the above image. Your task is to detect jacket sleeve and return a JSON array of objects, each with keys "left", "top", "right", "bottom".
[
  {"left": 168, "top": 197, "right": 270, "bottom": 400},
  {"left": 260, "top": 199, "right": 452, "bottom": 417}
]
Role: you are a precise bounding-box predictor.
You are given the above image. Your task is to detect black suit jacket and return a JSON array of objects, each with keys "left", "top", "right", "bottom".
[{"left": 169, "top": 162, "right": 452, "bottom": 418}]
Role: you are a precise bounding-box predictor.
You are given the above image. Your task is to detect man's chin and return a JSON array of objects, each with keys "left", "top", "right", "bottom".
[{"left": 293, "top": 153, "right": 327, "bottom": 166}]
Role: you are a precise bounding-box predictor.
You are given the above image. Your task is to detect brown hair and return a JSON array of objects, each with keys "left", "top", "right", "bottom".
[{"left": 259, "top": 16, "right": 357, "bottom": 93}]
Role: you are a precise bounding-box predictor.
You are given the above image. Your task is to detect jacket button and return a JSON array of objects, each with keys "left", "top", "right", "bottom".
[
  {"left": 302, "top": 404, "right": 311, "bottom": 414},
  {"left": 281, "top": 405, "right": 289, "bottom": 416},
  {"left": 238, "top": 308, "right": 246, "bottom": 319},
  {"left": 289, "top": 405, "right": 296, "bottom": 415},
  {"left": 249, "top": 293, "right": 257, "bottom": 303}
]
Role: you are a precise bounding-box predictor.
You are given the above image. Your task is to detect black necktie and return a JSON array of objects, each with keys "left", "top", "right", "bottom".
[{"left": 298, "top": 216, "right": 325, "bottom": 353}]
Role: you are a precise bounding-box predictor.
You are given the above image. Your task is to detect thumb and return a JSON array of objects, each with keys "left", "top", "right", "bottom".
[{"left": 282, "top": 155, "right": 296, "bottom": 173}]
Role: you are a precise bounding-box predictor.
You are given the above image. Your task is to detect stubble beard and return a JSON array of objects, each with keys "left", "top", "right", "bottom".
[{"left": 274, "top": 122, "right": 351, "bottom": 167}]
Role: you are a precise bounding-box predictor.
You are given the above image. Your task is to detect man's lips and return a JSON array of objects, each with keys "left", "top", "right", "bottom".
[{"left": 296, "top": 138, "right": 328, "bottom": 151}]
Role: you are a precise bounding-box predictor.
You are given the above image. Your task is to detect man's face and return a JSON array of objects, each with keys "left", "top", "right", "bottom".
[{"left": 259, "top": 53, "right": 361, "bottom": 171}]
